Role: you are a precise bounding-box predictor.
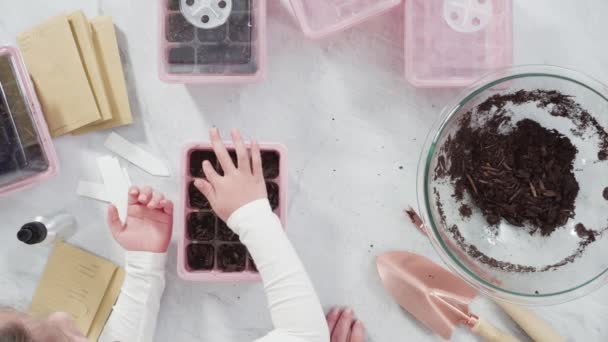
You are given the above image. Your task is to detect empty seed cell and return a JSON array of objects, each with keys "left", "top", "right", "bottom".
[{"left": 168, "top": 46, "right": 196, "bottom": 65}]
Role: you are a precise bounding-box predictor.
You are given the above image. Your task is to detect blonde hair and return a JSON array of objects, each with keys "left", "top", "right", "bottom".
[{"left": 0, "top": 322, "right": 33, "bottom": 342}]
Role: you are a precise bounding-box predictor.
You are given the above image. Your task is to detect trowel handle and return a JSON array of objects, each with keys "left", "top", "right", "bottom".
[
  {"left": 494, "top": 301, "right": 565, "bottom": 342},
  {"left": 471, "top": 318, "right": 522, "bottom": 342}
]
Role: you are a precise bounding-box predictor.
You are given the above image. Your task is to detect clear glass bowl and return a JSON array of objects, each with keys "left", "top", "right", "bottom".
[{"left": 417, "top": 65, "right": 608, "bottom": 305}]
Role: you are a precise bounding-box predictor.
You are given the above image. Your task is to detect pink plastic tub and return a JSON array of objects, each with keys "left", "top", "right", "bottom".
[
  {"left": 177, "top": 142, "right": 287, "bottom": 282},
  {"left": 159, "top": 0, "right": 267, "bottom": 84},
  {"left": 288, "top": 0, "right": 401, "bottom": 39},
  {"left": 405, "top": 0, "right": 513, "bottom": 87},
  {"left": 0, "top": 46, "right": 58, "bottom": 196}
]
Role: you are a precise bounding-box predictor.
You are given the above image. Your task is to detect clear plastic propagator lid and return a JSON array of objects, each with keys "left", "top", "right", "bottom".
[
  {"left": 405, "top": 0, "right": 513, "bottom": 87},
  {"left": 159, "top": 0, "right": 267, "bottom": 83},
  {"left": 289, "top": 0, "right": 401, "bottom": 39},
  {"left": 0, "top": 46, "right": 58, "bottom": 195}
]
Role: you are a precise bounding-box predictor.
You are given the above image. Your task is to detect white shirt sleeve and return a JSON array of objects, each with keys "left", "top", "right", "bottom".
[
  {"left": 99, "top": 251, "right": 167, "bottom": 342},
  {"left": 227, "top": 199, "right": 329, "bottom": 342}
]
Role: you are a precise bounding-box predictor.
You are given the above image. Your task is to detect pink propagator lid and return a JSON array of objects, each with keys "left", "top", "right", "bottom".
[
  {"left": 288, "top": 0, "right": 401, "bottom": 39},
  {"left": 405, "top": 0, "right": 513, "bottom": 87},
  {"left": 0, "top": 46, "right": 58, "bottom": 196}
]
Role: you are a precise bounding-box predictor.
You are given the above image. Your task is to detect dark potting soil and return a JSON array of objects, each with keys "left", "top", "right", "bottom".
[
  {"left": 476, "top": 90, "right": 608, "bottom": 162},
  {"left": 266, "top": 181, "right": 279, "bottom": 210},
  {"left": 444, "top": 115, "right": 579, "bottom": 236},
  {"left": 189, "top": 181, "right": 210, "bottom": 209},
  {"left": 218, "top": 219, "right": 240, "bottom": 242},
  {"left": 188, "top": 212, "right": 216, "bottom": 241},
  {"left": 262, "top": 151, "right": 280, "bottom": 179},
  {"left": 166, "top": 6, "right": 254, "bottom": 67},
  {"left": 433, "top": 89, "right": 608, "bottom": 273},
  {"left": 0, "top": 100, "right": 18, "bottom": 176},
  {"left": 190, "top": 150, "right": 217, "bottom": 177},
  {"left": 217, "top": 150, "right": 238, "bottom": 175},
  {"left": 166, "top": 14, "right": 195, "bottom": 43},
  {"left": 248, "top": 253, "right": 257, "bottom": 272},
  {"left": 198, "top": 25, "right": 227, "bottom": 43},
  {"left": 168, "top": 0, "right": 179, "bottom": 10},
  {"left": 435, "top": 191, "right": 605, "bottom": 273},
  {"left": 218, "top": 244, "right": 247, "bottom": 272},
  {"left": 459, "top": 204, "right": 473, "bottom": 218},
  {"left": 187, "top": 244, "right": 215, "bottom": 270}
]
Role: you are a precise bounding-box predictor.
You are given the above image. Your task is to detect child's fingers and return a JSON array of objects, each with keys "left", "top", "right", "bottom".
[
  {"left": 194, "top": 178, "right": 216, "bottom": 204},
  {"left": 128, "top": 186, "right": 140, "bottom": 204},
  {"left": 348, "top": 320, "right": 365, "bottom": 342},
  {"left": 202, "top": 160, "right": 220, "bottom": 182},
  {"left": 138, "top": 186, "right": 153, "bottom": 205},
  {"left": 251, "top": 140, "right": 263, "bottom": 178},
  {"left": 331, "top": 308, "right": 354, "bottom": 342},
  {"left": 326, "top": 307, "right": 343, "bottom": 336},
  {"left": 160, "top": 199, "right": 174, "bottom": 215},
  {"left": 148, "top": 191, "right": 165, "bottom": 208},
  {"left": 210, "top": 128, "right": 236, "bottom": 174},
  {"left": 107, "top": 205, "right": 125, "bottom": 236},
  {"left": 231, "top": 129, "right": 251, "bottom": 174}
]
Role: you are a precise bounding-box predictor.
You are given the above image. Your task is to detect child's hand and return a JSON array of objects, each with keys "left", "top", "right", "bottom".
[
  {"left": 193, "top": 128, "right": 267, "bottom": 222},
  {"left": 107, "top": 186, "right": 174, "bottom": 253},
  {"left": 327, "top": 308, "right": 365, "bottom": 342}
]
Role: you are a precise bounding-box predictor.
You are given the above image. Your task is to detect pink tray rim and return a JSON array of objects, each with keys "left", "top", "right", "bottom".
[
  {"left": 158, "top": 0, "right": 267, "bottom": 84},
  {"left": 289, "top": 0, "right": 401, "bottom": 39},
  {"left": 177, "top": 141, "right": 287, "bottom": 282},
  {"left": 0, "top": 46, "right": 59, "bottom": 196},
  {"left": 404, "top": 0, "right": 513, "bottom": 87}
]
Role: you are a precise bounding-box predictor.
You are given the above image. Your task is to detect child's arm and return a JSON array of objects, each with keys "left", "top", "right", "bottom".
[
  {"left": 194, "top": 129, "right": 329, "bottom": 342},
  {"left": 99, "top": 187, "right": 173, "bottom": 342}
]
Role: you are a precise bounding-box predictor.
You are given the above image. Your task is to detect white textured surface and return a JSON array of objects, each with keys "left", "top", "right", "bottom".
[{"left": 1, "top": 1, "right": 608, "bottom": 341}]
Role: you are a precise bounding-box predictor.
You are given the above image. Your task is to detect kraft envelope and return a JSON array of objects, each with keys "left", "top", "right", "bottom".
[
  {"left": 73, "top": 16, "right": 133, "bottom": 134},
  {"left": 68, "top": 11, "right": 113, "bottom": 124},
  {"left": 29, "top": 241, "right": 125, "bottom": 341},
  {"left": 17, "top": 14, "right": 101, "bottom": 136}
]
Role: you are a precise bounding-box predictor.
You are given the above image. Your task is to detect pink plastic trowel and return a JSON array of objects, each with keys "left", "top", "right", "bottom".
[{"left": 377, "top": 251, "right": 520, "bottom": 341}]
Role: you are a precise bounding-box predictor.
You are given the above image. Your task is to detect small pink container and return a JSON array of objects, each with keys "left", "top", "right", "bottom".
[
  {"left": 0, "top": 46, "right": 58, "bottom": 196},
  {"left": 405, "top": 0, "right": 513, "bottom": 87},
  {"left": 288, "top": 0, "right": 401, "bottom": 39},
  {"left": 159, "top": 0, "right": 267, "bottom": 84},
  {"left": 177, "top": 142, "right": 287, "bottom": 282}
]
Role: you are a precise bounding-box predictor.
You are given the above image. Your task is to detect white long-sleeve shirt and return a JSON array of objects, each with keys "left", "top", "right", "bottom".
[{"left": 99, "top": 199, "right": 329, "bottom": 342}]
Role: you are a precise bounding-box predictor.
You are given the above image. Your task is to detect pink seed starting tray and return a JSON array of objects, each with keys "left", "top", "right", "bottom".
[
  {"left": 0, "top": 46, "right": 58, "bottom": 196},
  {"left": 405, "top": 0, "right": 513, "bottom": 87},
  {"left": 159, "top": 0, "right": 267, "bottom": 83},
  {"left": 177, "top": 142, "right": 287, "bottom": 282},
  {"left": 289, "top": 0, "right": 401, "bottom": 39}
]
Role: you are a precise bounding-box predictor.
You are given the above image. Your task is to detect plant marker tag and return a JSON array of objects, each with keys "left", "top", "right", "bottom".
[
  {"left": 97, "top": 156, "right": 129, "bottom": 223},
  {"left": 104, "top": 132, "right": 170, "bottom": 177},
  {"left": 77, "top": 181, "right": 110, "bottom": 203}
]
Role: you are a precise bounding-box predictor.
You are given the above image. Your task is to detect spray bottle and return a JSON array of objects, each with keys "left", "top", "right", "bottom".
[{"left": 17, "top": 211, "right": 77, "bottom": 246}]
